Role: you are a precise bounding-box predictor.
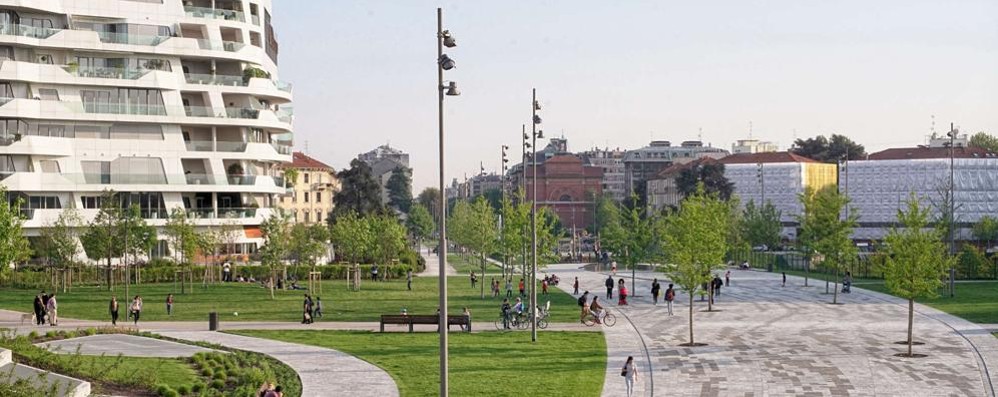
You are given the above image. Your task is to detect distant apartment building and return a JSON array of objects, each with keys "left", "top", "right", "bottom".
[
  {"left": 580, "top": 147, "right": 626, "bottom": 202},
  {"left": 732, "top": 139, "right": 779, "bottom": 154},
  {"left": 622, "top": 140, "right": 729, "bottom": 196},
  {"left": 844, "top": 145, "right": 998, "bottom": 241},
  {"left": 0, "top": 0, "right": 295, "bottom": 261},
  {"left": 720, "top": 152, "right": 837, "bottom": 239},
  {"left": 646, "top": 157, "right": 720, "bottom": 212},
  {"left": 278, "top": 152, "right": 339, "bottom": 224},
  {"left": 469, "top": 173, "right": 504, "bottom": 197},
  {"left": 358, "top": 144, "right": 409, "bottom": 205},
  {"left": 520, "top": 155, "right": 603, "bottom": 229}
]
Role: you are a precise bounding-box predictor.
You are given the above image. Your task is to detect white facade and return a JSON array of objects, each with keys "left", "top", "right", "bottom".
[
  {"left": 0, "top": 0, "right": 293, "bottom": 260},
  {"left": 731, "top": 139, "right": 778, "bottom": 154},
  {"left": 843, "top": 158, "right": 998, "bottom": 240}
]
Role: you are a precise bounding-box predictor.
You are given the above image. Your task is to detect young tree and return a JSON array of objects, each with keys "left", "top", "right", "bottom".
[
  {"left": 120, "top": 205, "right": 157, "bottom": 298},
  {"left": 260, "top": 211, "right": 292, "bottom": 299},
  {"left": 0, "top": 187, "right": 32, "bottom": 282},
  {"left": 283, "top": 167, "right": 300, "bottom": 187},
  {"left": 741, "top": 199, "right": 782, "bottom": 250},
  {"left": 499, "top": 190, "right": 529, "bottom": 278},
  {"left": 39, "top": 209, "right": 83, "bottom": 268},
  {"left": 448, "top": 199, "right": 473, "bottom": 257},
  {"left": 330, "top": 210, "right": 373, "bottom": 265},
  {"left": 462, "top": 197, "right": 499, "bottom": 298},
  {"left": 290, "top": 223, "right": 331, "bottom": 271},
  {"left": 602, "top": 195, "right": 658, "bottom": 293},
  {"left": 370, "top": 214, "right": 408, "bottom": 276},
  {"left": 80, "top": 191, "right": 123, "bottom": 290},
  {"left": 164, "top": 208, "right": 198, "bottom": 264},
  {"left": 662, "top": 187, "right": 730, "bottom": 346},
  {"left": 882, "top": 194, "right": 954, "bottom": 357},
  {"left": 417, "top": 187, "right": 442, "bottom": 225},
  {"left": 596, "top": 195, "right": 625, "bottom": 261},
  {"left": 797, "top": 186, "right": 858, "bottom": 303},
  {"left": 386, "top": 166, "right": 413, "bottom": 214},
  {"left": 972, "top": 215, "right": 998, "bottom": 250},
  {"left": 406, "top": 203, "right": 435, "bottom": 248}
]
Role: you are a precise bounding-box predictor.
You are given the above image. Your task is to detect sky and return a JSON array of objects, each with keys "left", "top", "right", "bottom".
[{"left": 273, "top": 1, "right": 998, "bottom": 191}]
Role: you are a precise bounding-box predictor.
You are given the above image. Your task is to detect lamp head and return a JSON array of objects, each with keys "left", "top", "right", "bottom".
[
  {"left": 444, "top": 81, "right": 460, "bottom": 96},
  {"left": 523, "top": 133, "right": 529, "bottom": 140},
  {"left": 537, "top": 130, "right": 545, "bottom": 139},
  {"left": 534, "top": 100, "right": 541, "bottom": 111},
  {"left": 533, "top": 115, "right": 542, "bottom": 125},
  {"left": 439, "top": 54, "right": 456, "bottom": 70},
  {"left": 441, "top": 30, "right": 457, "bottom": 48}
]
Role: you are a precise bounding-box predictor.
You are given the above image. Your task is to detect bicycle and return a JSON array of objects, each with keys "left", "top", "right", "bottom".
[
  {"left": 494, "top": 312, "right": 530, "bottom": 331},
  {"left": 582, "top": 309, "right": 616, "bottom": 327}
]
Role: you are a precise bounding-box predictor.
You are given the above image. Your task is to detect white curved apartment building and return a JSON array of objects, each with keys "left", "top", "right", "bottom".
[{"left": 0, "top": 0, "right": 293, "bottom": 259}]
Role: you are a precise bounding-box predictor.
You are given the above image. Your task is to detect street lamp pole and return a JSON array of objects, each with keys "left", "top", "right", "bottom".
[
  {"left": 435, "top": 8, "right": 460, "bottom": 396},
  {"left": 521, "top": 125, "right": 528, "bottom": 281},
  {"left": 530, "top": 88, "right": 542, "bottom": 342},
  {"left": 948, "top": 123, "right": 957, "bottom": 297}
]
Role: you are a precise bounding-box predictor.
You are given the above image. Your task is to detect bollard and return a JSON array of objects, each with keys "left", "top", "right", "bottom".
[{"left": 209, "top": 312, "right": 219, "bottom": 331}]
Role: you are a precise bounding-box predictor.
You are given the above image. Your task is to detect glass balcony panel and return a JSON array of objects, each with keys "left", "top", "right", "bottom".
[
  {"left": 226, "top": 175, "right": 257, "bottom": 185},
  {"left": 184, "top": 105, "right": 216, "bottom": 117},
  {"left": 185, "top": 73, "right": 246, "bottom": 87},
  {"left": 274, "top": 81, "right": 293, "bottom": 93},
  {"left": 216, "top": 141, "right": 248, "bottom": 152},
  {"left": 82, "top": 103, "right": 167, "bottom": 116},
  {"left": 226, "top": 108, "right": 260, "bottom": 119},
  {"left": 96, "top": 31, "right": 170, "bottom": 46},
  {"left": 184, "top": 140, "right": 214, "bottom": 152},
  {"left": 67, "top": 65, "right": 147, "bottom": 80},
  {"left": 0, "top": 24, "right": 60, "bottom": 39},
  {"left": 184, "top": 6, "right": 246, "bottom": 22}
]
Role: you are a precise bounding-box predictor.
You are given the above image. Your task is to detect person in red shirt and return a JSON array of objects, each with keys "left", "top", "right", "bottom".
[
  {"left": 518, "top": 279, "right": 525, "bottom": 297},
  {"left": 541, "top": 279, "right": 548, "bottom": 295}
]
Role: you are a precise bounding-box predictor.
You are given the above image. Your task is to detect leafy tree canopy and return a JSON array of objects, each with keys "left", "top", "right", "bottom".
[
  {"left": 333, "top": 159, "right": 384, "bottom": 219},
  {"left": 790, "top": 134, "right": 866, "bottom": 162}
]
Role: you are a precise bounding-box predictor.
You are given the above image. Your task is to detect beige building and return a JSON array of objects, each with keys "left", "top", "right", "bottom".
[{"left": 279, "top": 152, "right": 339, "bottom": 224}]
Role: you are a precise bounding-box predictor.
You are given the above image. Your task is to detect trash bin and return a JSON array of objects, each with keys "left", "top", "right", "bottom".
[{"left": 209, "top": 312, "right": 218, "bottom": 331}]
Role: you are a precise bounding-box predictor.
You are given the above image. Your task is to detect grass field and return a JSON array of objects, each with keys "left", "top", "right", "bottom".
[
  {"left": 232, "top": 330, "right": 606, "bottom": 397},
  {"left": 448, "top": 253, "right": 503, "bottom": 275},
  {"left": 857, "top": 281, "right": 998, "bottom": 324},
  {"left": 0, "top": 276, "right": 581, "bottom": 323}
]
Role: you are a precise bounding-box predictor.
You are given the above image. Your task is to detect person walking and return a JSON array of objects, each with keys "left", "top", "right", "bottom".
[
  {"left": 46, "top": 293, "right": 58, "bottom": 326},
  {"left": 41, "top": 291, "right": 50, "bottom": 323},
  {"left": 130, "top": 295, "right": 143, "bottom": 326},
  {"left": 166, "top": 294, "right": 174, "bottom": 316},
  {"left": 302, "top": 294, "right": 313, "bottom": 324},
  {"left": 573, "top": 277, "right": 579, "bottom": 295},
  {"left": 541, "top": 279, "right": 548, "bottom": 295},
  {"left": 622, "top": 356, "right": 639, "bottom": 396},
  {"left": 406, "top": 270, "right": 412, "bottom": 291},
  {"left": 577, "top": 291, "right": 590, "bottom": 323},
  {"left": 470, "top": 272, "right": 477, "bottom": 289},
  {"left": 371, "top": 264, "right": 379, "bottom": 281},
  {"left": 314, "top": 297, "right": 323, "bottom": 318},
  {"left": 782, "top": 272, "right": 786, "bottom": 287},
  {"left": 500, "top": 298, "right": 512, "bottom": 330},
  {"left": 725, "top": 270, "right": 731, "bottom": 287},
  {"left": 651, "top": 279, "right": 661, "bottom": 305},
  {"left": 665, "top": 284, "right": 675, "bottom": 316},
  {"left": 109, "top": 296, "right": 119, "bottom": 326},
  {"left": 618, "top": 279, "right": 628, "bottom": 306},
  {"left": 518, "top": 278, "right": 525, "bottom": 297},
  {"left": 605, "top": 275, "right": 614, "bottom": 300},
  {"left": 33, "top": 293, "right": 45, "bottom": 325},
  {"left": 713, "top": 275, "right": 723, "bottom": 297},
  {"left": 505, "top": 279, "right": 513, "bottom": 297}
]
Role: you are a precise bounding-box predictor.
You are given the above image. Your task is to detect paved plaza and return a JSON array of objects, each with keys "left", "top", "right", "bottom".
[{"left": 551, "top": 263, "right": 997, "bottom": 397}]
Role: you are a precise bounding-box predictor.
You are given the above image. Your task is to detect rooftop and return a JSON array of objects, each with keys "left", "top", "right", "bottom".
[
  {"left": 719, "top": 152, "right": 818, "bottom": 164},
  {"left": 288, "top": 152, "right": 334, "bottom": 171},
  {"left": 867, "top": 146, "right": 996, "bottom": 160},
  {"left": 651, "top": 157, "right": 720, "bottom": 180}
]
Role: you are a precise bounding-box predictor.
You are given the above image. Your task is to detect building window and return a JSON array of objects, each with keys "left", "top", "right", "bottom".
[
  {"left": 293, "top": 210, "right": 298, "bottom": 222},
  {"left": 304, "top": 192, "right": 309, "bottom": 203},
  {"left": 292, "top": 192, "right": 296, "bottom": 203},
  {"left": 316, "top": 210, "right": 322, "bottom": 223},
  {"left": 304, "top": 211, "right": 311, "bottom": 223},
  {"left": 304, "top": 173, "right": 309, "bottom": 184},
  {"left": 316, "top": 192, "right": 321, "bottom": 202}
]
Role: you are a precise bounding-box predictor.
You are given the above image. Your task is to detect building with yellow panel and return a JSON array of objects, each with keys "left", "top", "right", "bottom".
[{"left": 720, "top": 152, "right": 836, "bottom": 241}]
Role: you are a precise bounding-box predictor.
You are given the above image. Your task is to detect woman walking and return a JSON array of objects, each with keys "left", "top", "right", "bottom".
[
  {"left": 651, "top": 278, "right": 661, "bottom": 305},
  {"left": 622, "top": 356, "right": 639, "bottom": 396},
  {"left": 617, "top": 279, "right": 628, "bottom": 305},
  {"left": 46, "top": 293, "right": 58, "bottom": 326},
  {"left": 130, "top": 295, "right": 143, "bottom": 326},
  {"left": 109, "top": 296, "right": 119, "bottom": 326}
]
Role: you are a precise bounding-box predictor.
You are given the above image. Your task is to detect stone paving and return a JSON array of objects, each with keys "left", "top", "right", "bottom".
[
  {"left": 552, "top": 264, "right": 996, "bottom": 397},
  {"left": 37, "top": 333, "right": 216, "bottom": 358},
  {"left": 419, "top": 244, "right": 457, "bottom": 276},
  {"left": 159, "top": 331, "right": 399, "bottom": 397}
]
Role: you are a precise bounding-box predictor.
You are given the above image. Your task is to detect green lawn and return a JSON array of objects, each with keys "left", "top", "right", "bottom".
[
  {"left": 857, "top": 281, "right": 998, "bottom": 324},
  {"left": 0, "top": 276, "right": 581, "bottom": 323},
  {"left": 232, "top": 330, "right": 605, "bottom": 397},
  {"left": 448, "top": 253, "right": 504, "bottom": 275}
]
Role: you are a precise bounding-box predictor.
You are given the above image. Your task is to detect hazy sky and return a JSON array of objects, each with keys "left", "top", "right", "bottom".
[{"left": 273, "top": 1, "right": 998, "bottom": 191}]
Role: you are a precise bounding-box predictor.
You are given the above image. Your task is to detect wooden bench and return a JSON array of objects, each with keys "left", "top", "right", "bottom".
[{"left": 379, "top": 314, "right": 471, "bottom": 333}]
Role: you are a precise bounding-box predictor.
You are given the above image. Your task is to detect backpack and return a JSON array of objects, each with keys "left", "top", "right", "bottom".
[
  {"left": 666, "top": 289, "right": 674, "bottom": 301},
  {"left": 577, "top": 296, "right": 586, "bottom": 307}
]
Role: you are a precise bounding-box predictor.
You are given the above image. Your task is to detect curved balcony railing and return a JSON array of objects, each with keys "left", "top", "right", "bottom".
[
  {"left": 185, "top": 73, "right": 246, "bottom": 86},
  {"left": 0, "top": 24, "right": 60, "bottom": 39},
  {"left": 185, "top": 140, "right": 248, "bottom": 152},
  {"left": 196, "top": 39, "right": 246, "bottom": 53},
  {"left": 274, "top": 81, "right": 293, "bottom": 93},
  {"left": 66, "top": 65, "right": 149, "bottom": 80},
  {"left": 184, "top": 6, "right": 246, "bottom": 22},
  {"left": 96, "top": 31, "right": 171, "bottom": 46},
  {"left": 82, "top": 102, "right": 168, "bottom": 116}
]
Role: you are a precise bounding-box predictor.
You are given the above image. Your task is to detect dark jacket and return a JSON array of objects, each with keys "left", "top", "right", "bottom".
[{"left": 605, "top": 278, "right": 614, "bottom": 289}]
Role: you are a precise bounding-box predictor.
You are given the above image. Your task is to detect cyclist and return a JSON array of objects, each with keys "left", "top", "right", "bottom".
[
  {"left": 512, "top": 297, "right": 524, "bottom": 316},
  {"left": 590, "top": 296, "right": 605, "bottom": 324},
  {"left": 578, "top": 291, "right": 590, "bottom": 323}
]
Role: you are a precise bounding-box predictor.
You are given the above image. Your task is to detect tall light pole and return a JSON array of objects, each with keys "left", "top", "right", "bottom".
[
  {"left": 436, "top": 8, "right": 459, "bottom": 396},
  {"left": 521, "top": 125, "right": 529, "bottom": 280},
  {"left": 501, "top": 145, "right": 509, "bottom": 278},
  {"left": 947, "top": 123, "right": 957, "bottom": 297},
  {"left": 530, "top": 88, "right": 544, "bottom": 342}
]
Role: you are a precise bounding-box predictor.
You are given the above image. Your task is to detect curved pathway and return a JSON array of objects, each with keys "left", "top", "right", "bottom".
[
  {"left": 159, "top": 331, "right": 399, "bottom": 397},
  {"left": 550, "top": 264, "right": 997, "bottom": 396},
  {"left": 419, "top": 244, "right": 457, "bottom": 276}
]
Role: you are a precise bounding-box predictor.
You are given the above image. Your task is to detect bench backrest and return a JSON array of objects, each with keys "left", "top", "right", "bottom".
[
  {"left": 380, "top": 315, "right": 410, "bottom": 323},
  {"left": 409, "top": 315, "right": 439, "bottom": 324}
]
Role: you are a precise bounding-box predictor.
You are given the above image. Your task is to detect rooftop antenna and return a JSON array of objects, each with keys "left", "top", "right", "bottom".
[
  {"left": 748, "top": 121, "right": 753, "bottom": 139},
  {"left": 698, "top": 127, "right": 703, "bottom": 142},
  {"left": 304, "top": 140, "right": 309, "bottom": 154}
]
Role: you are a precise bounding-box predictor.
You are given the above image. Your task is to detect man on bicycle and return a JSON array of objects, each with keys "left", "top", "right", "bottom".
[
  {"left": 590, "top": 296, "right": 605, "bottom": 324},
  {"left": 512, "top": 297, "right": 524, "bottom": 316}
]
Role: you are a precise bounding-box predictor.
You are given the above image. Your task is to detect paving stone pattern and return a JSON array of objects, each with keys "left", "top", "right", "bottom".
[
  {"left": 550, "top": 264, "right": 994, "bottom": 397},
  {"left": 37, "top": 334, "right": 217, "bottom": 358}
]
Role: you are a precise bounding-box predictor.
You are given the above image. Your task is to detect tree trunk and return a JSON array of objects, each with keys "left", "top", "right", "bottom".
[
  {"left": 833, "top": 281, "right": 839, "bottom": 304},
  {"left": 270, "top": 268, "right": 276, "bottom": 299},
  {"left": 688, "top": 292, "right": 695, "bottom": 345},
  {"left": 907, "top": 298, "right": 914, "bottom": 356}
]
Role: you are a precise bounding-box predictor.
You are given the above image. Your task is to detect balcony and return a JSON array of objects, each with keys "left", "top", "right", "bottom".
[
  {"left": 184, "top": 105, "right": 216, "bottom": 117},
  {"left": 65, "top": 65, "right": 148, "bottom": 80},
  {"left": 184, "top": 173, "right": 213, "bottom": 185},
  {"left": 274, "top": 81, "right": 293, "bottom": 93},
  {"left": 0, "top": 24, "right": 60, "bottom": 39},
  {"left": 196, "top": 39, "right": 246, "bottom": 53},
  {"left": 185, "top": 73, "right": 246, "bottom": 87},
  {"left": 82, "top": 102, "right": 168, "bottom": 116},
  {"left": 184, "top": 6, "right": 246, "bottom": 22},
  {"left": 271, "top": 143, "right": 292, "bottom": 155},
  {"left": 0, "top": 134, "right": 20, "bottom": 146},
  {"left": 95, "top": 31, "right": 171, "bottom": 46},
  {"left": 185, "top": 140, "right": 248, "bottom": 152},
  {"left": 226, "top": 174, "right": 257, "bottom": 185},
  {"left": 226, "top": 107, "right": 260, "bottom": 119}
]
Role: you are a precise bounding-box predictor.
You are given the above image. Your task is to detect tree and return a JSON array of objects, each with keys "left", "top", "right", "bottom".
[
  {"left": 676, "top": 162, "right": 733, "bottom": 201},
  {"left": 406, "top": 204, "right": 435, "bottom": 247},
  {"left": 290, "top": 223, "right": 330, "bottom": 271},
  {"left": 370, "top": 214, "right": 407, "bottom": 272},
  {"left": 417, "top": 187, "right": 442, "bottom": 225},
  {"left": 80, "top": 191, "right": 123, "bottom": 290},
  {"left": 882, "top": 194, "right": 953, "bottom": 357},
  {"left": 38, "top": 209, "right": 83, "bottom": 268},
  {"left": 386, "top": 166, "right": 413, "bottom": 214},
  {"left": 164, "top": 208, "right": 198, "bottom": 264},
  {"left": 330, "top": 210, "right": 373, "bottom": 265},
  {"left": 499, "top": 190, "right": 530, "bottom": 278},
  {"left": 462, "top": 197, "right": 499, "bottom": 298},
  {"left": 283, "top": 167, "right": 300, "bottom": 187},
  {"left": 0, "top": 187, "right": 31, "bottom": 282},
  {"left": 601, "top": 195, "right": 659, "bottom": 293},
  {"left": 741, "top": 199, "right": 782, "bottom": 250},
  {"left": 260, "top": 210, "right": 292, "bottom": 299},
  {"left": 661, "top": 186, "right": 730, "bottom": 346},
  {"left": 120, "top": 205, "right": 156, "bottom": 298},
  {"left": 796, "top": 186, "right": 858, "bottom": 303},
  {"left": 969, "top": 132, "right": 998, "bottom": 153},
  {"left": 790, "top": 134, "right": 866, "bottom": 162},
  {"left": 332, "top": 159, "right": 384, "bottom": 219},
  {"left": 972, "top": 216, "right": 998, "bottom": 250}
]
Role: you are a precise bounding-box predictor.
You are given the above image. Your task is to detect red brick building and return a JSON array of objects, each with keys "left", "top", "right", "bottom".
[{"left": 516, "top": 154, "right": 603, "bottom": 229}]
